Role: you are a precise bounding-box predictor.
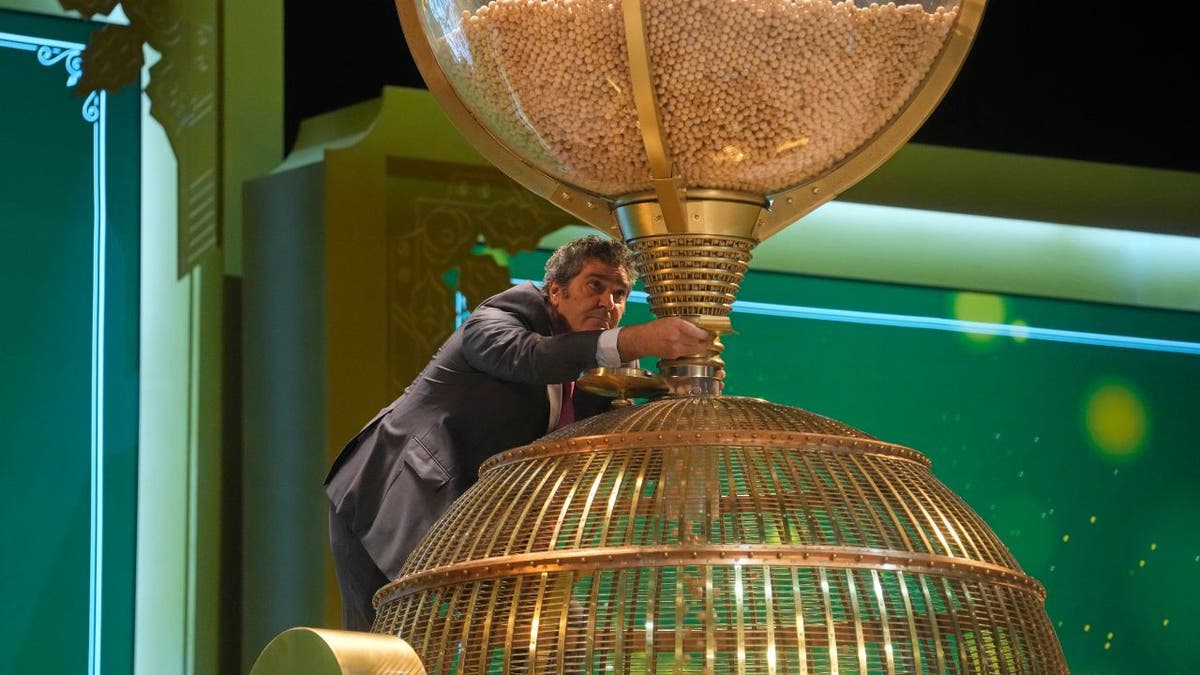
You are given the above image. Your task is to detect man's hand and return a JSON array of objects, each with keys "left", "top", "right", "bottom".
[{"left": 617, "top": 317, "right": 715, "bottom": 362}]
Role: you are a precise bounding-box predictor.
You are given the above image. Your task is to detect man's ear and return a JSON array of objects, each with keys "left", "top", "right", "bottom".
[{"left": 546, "top": 281, "right": 562, "bottom": 308}]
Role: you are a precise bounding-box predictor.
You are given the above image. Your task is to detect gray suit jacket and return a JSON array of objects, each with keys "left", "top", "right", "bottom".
[{"left": 324, "top": 282, "right": 613, "bottom": 578}]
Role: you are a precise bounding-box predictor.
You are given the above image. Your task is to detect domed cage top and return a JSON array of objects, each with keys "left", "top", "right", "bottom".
[{"left": 373, "top": 397, "right": 1067, "bottom": 674}]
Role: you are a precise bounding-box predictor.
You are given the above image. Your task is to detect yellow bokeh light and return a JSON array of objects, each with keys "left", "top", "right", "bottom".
[
  {"left": 1089, "top": 515, "right": 1097, "bottom": 524},
  {"left": 952, "top": 292, "right": 1007, "bottom": 344},
  {"left": 1083, "top": 624, "right": 1091, "bottom": 632},
  {"left": 1009, "top": 318, "right": 1029, "bottom": 343},
  {"left": 1083, "top": 381, "right": 1148, "bottom": 459},
  {"left": 1062, "top": 534, "right": 1070, "bottom": 543}
]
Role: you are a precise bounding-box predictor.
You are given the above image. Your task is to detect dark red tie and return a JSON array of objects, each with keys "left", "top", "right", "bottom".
[{"left": 557, "top": 381, "right": 575, "bottom": 429}]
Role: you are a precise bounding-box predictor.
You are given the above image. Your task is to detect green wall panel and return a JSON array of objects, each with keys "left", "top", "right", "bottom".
[
  {"left": 506, "top": 244, "right": 1200, "bottom": 674},
  {"left": 0, "top": 9, "right": 140, "bottom": 675}
]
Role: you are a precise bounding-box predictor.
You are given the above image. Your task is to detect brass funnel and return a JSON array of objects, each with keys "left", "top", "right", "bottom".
[{"left": 614, "top": 190, "right": 765, "bottom": 394}]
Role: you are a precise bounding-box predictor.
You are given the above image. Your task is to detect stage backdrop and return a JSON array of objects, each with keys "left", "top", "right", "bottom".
[
  {"left": 506, "top": 239, "right": 1200, "bottom": 675},
  {"left": 0, "top": 9, "right": 140, "bottom": 675}
]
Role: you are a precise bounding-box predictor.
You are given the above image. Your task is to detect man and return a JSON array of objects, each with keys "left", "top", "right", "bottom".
[{"left": 324, "top": 235, "right": 713, "bottom": 630}]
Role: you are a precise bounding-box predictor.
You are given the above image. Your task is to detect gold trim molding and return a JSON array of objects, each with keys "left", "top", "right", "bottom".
[{"left": 61, "top": 0, "right": 221, "bottom": 277}]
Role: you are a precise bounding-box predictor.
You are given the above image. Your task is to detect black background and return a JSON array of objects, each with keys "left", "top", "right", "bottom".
[{"left": 284, "top": 2, "right": 1198, "bottom": 174}]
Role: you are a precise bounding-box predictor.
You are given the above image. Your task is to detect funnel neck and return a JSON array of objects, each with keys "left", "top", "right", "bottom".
[{"left": 615, "top": 190, "right": 765, "bottom": 395}]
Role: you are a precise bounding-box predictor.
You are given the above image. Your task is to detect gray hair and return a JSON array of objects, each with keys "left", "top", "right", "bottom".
[{"left": 542, "top": 235, "right": 637, "bottom": 295}]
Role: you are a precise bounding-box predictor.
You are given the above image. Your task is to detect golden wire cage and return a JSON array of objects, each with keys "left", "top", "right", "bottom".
[{"left": 372, "top": 397, "right": 1067, "bottom": 673}]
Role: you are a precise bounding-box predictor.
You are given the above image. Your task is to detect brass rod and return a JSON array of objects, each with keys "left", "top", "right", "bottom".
[
  {"left": 380, "top": 544, "right": 1046, "bottom": 601},
  {"left": 481, "top": 431, "right": 932, "bottom": 475},
  {"left": 621, "top": 0, "right": 689, "bottom": 234}
]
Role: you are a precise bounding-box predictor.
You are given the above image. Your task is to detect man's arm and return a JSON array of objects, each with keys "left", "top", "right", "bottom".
[
  {"left": 615, "top": 317, "right": 713, "bottom": 363},
  {"left": 461, "top": 304, "right": 602, "bottom": 384},
  {"left": 461, "top": 299, "right": 716, "bottom": 384}
]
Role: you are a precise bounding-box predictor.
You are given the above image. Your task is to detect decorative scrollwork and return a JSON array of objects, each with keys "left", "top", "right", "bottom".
[
  {"left": 82, "top": 91, "right": 102, "bottom": 123},
  {"left": 2, "top": 36, "right": 92, "bottom": 123},
  {"left": 57, "top": 0, "right": 217, "bottom": 277},
  {"left": 35, "top": 44, "right": 70, "bottom": 65},
  {"left": 35, "top": 45, "right": 84, "bottom": 87},
  {"left": 66, "top": 52, "right": 82, "bottom": 86},
  {"left": 385, "top": 159, "right": 575, "bottom": 397}
]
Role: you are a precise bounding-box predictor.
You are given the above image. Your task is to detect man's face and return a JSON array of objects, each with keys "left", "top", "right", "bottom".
[{"left": 547, "top": 259, "right": 631, "bottom": 332}]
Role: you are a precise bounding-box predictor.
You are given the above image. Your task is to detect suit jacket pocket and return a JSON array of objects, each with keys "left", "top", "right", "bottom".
[{"left": 401, "top": 435, "right": 452, "bottom": 489}]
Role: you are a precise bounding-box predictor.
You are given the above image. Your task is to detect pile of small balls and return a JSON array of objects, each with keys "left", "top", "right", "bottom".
[{"left": 444, "top": 0, "right": 957, "bottom": 196}]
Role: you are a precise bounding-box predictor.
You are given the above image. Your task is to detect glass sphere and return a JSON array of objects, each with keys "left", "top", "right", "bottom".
[{"left": 415, "top": 0, "right": 963, "bottom": 198}]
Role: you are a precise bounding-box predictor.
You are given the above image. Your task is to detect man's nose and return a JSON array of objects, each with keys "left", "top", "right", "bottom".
[{"left": 598, "top": 292, "right": 616, "bottom": 309}]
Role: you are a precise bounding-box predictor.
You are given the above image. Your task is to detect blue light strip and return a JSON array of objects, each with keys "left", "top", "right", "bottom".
[
  {"left": 729, "top": 297, "right": 1200, "bottom": 356},
  {"left": 454, "top": 288, "right": 468, "bottom": 328},
  {"left": 89, "top": 89, "right": 107, "bottom": 675},
  {"left": 0, "top": 31, "right": 85, "bottom": 50},
  {"left": 0, "top": 36, "right": 34, "bottom": 50},
  {"left": 509, "top": 278, "right": 1200, "bottom": 356},
  {"left": 2, "top": 30, "right": 106, "bottom": 675}
]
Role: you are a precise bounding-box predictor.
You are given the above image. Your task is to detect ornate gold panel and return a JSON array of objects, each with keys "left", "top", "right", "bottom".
[
  {"left": 383, "top": 157, "right": 578, "bottom": 398},
  {"left": 61, "top": 0, "right": 220, "bottom": 277}
]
